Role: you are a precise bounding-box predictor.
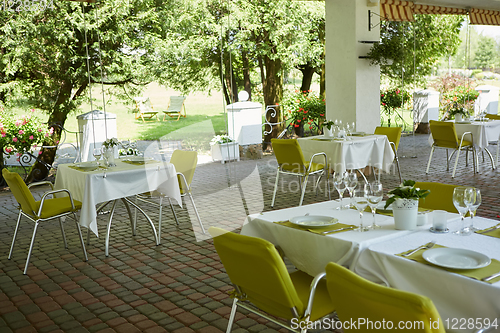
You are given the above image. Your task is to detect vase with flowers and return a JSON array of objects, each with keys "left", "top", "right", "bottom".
[
  {"left": 102, "top": 137, "right": 119, "bottom": 167},
  {"left": 386, "top": 180, "right": 430, "bottom": 230}
]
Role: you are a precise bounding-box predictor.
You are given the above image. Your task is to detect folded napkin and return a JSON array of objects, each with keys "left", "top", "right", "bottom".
[
  {"left": 397, "top": 244, "right": 500, "bottom": 284},
  {"left": 274, "top": 221, "right": 356, "bottom": 235},
  {"left": 475, "top": 223, "right": 500, "bottom": 239}
]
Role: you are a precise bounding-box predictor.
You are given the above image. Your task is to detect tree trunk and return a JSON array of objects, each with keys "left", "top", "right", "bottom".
[
  {"left": 242, "top": 50, "right": 252, "bottom": 100},
  {"left": 26, "top": 80, "right": 72, "bottom": 183},
  {"left": 223, "top": 54, "right": 238, "bottom": 104},
  {"left": 263, "top": 53, "right": 283, "bottom": 150},
  {"left": 299, "top": 64, "right": 315, "bottom": 92}
]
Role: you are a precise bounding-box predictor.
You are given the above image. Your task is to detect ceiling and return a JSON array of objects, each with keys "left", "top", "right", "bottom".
[{"left": 415, "top": 0, "right": 500, "bottom": 11}]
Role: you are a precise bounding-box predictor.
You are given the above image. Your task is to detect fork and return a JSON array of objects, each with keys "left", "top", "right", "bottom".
[
  {"left": 402, "top": 241, "right": 436, "bottom": 257},
  {"left": 477, "top": 223, "right": 500, "bottom": 234}
]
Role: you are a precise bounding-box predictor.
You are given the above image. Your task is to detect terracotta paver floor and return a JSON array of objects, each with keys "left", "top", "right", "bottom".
[{"left": 0, "top": 133, "right": 499, "bottom": 332}]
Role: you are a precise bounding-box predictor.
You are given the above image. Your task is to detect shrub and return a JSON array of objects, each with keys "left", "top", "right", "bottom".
[
  {"left": 281, "top": 90, "right": 326, "bottom": 131},
  {"left": 380, "top": 87, "right": 411, "bottom": 116}
]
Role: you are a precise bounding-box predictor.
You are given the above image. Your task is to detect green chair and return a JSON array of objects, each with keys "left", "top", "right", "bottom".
[
  {"left": 271, "top": 138, "right": 330, "bottom": 207},
  {"left": 324, "top": 261, "right": 445, "bottom": 333},
  {"left": 427, "top": 120, "right": 476, "bottom": 178},
  {"left": 136, "top": 150, "right": 205, "bottom": 240},
  {"left": 209, "top": 227, "right": 334, "bottom": 333},
  {"left": 374, "top": 126, "right": 403, "bottom": 183},
  {"left": 414, "top": 182, "right": 459, "bottom": 213},
  {"left": 485, "top": 114, "right": 500, "bottom": 166},
  {"left": 3, "top": 168, "right": 88, "bottom": 274}
]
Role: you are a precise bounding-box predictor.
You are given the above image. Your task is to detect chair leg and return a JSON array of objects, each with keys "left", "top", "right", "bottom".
[
  {"left": 168, "top": 197, "right": 180, "bottom": 225},
  {"left": 9, "top": 211, "right": 23, "bottom": 260},
  {"left": 394, "top": 152, "right": 402, "bottom": 183},
  {"left": 187, "top": 192, "right": 206, "bottom": 234},
  {"left": 426, "top": 147, "right": 435, "bottom": 174},
  {"left": 24, "top": 221, "right": 40, "bottom": 275},
  {"left": 158, "top": 196, "right": 163, "bottom": 240},
  {"left": 105, "top": 200, "right": 118, "bottom": 257},
  {"left": 452, "top": 148, "right": 461, "bottom": 178},
  {"left": 73, "top": 212, "right": 88, "bottom": 262},
  {"left": 446, "top": 149, "right": 450, "bottom": 171},
  {"left": 226, "top": 298, "right": 239, "bottom": 333},
  {"left": 271, "top": 168, "right": 280, "bottom": 208},
  {"left": 299, "top": 175, "right": 309, "bottom": 206},
  {"left": 59, "top": 217, "right": 68, "bottom": 249}
]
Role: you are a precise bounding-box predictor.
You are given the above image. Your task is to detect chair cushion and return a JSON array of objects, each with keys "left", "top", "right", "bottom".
[
  {"left": 305, "top": 161, "right": 326, "bottom": 173},
  {"left": 290, "top": 270, "right": 334, "bottom": 321},
  {"left": 34, "top": 197, "right": 82, "bottom": 219}
]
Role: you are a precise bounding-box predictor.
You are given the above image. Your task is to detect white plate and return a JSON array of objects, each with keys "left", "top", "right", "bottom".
[
  {"left": 289, "top": 215, "right": 338, "bottom": 229},
  {"left": 123, "top": 156, "right": 153, "bottom": 162},
  {"left": 75, "top": 162, "right": 99, "bottom": 171},
  {"left": 378, "top": 201, "right": 392, "bottom": 211},
  {"left": 422, "top": 248, "right": 491, "bottom": 270}
]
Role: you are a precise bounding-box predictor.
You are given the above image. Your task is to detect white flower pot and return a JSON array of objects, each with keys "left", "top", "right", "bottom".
[
  {"left": 392, "top": 198, "right": 419, "bottom": 230},
  {"left": 211, "top": 142, "right": 240, "bottom": 164},
  {"left": 324, "top": 127, "right": 333, "bottom": 137},
  {"left": 455, "top": 114, "right": 463, "bottom": 122}
]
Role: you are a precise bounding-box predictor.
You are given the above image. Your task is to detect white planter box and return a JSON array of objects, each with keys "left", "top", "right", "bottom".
[{"left": 211, "top": 142, "right": 240, "bottom": 164}]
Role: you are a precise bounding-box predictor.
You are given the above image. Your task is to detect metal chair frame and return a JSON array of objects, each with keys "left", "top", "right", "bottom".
[{"left": 8, "top": 181, "right": 88, "bottom": 274}]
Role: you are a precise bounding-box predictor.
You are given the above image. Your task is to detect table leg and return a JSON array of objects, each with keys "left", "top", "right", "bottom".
[
  {"left": 105, "top": 200, "right": 118, "bottom": 257},
  {"left": 122, "top": 197, "right": 159, "bottom": 246},
  {"left": 120, "top": 198, "right": 136, "bottom": 236}
]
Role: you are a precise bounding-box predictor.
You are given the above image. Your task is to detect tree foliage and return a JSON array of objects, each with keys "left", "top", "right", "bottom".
[
  {"left": 367, "top": 14, "right": 463, "bottom": 84},
  {"left": 474, "top": 36, "right": 497, "bottom": 69}
]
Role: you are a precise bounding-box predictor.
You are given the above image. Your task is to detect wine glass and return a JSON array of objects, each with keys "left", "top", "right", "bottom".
[
  {"left": 345, "top": 171, "right": 358, "bottom": 208},
  {"left": 93, "top": 147, "right": 102, "bottom": 165},
  {"left": 367, "top": 182, "right": 383, "bottom": 229},
  {"left": 465, "top": 187, "right": 481, "bottom": 231},
  {"left": 452, "top": 187, "right": 472, "bottom": 235},
  {"left": 353, "top": 188, "right": 369, "bottom": 232},
  {"left": 333, "top": 173, "right": 347, "bottom": 210}
]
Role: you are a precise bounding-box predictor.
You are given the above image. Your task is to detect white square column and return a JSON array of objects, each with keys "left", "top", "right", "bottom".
[{"left": 325, "top": 0, "right": 381, "bottom": 133}]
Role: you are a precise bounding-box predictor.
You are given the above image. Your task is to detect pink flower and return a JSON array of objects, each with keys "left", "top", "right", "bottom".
[
  {"left": 12, "top": 137, "right": 18, "bottom": 142},
  {"left": 45, "top": 133, "right": 49, "bottom": 137},
  {"left": 18, "top": 130, "right": 24, "bottom": 135},
  {"left": 29, "top": 135, "right": 34, "bottom": 140},
  {"left": 1, "top": 133, "right": 5, "bottom": 138},
  {"left": 38, "top": 151, "right": 43, "bottom": 155},
  {"left": 49, "top": 127, "right": 54, "bottom": 134},
  {"left": 31, "top": 108, "right": 35, "bottom": 112},
  {"left": 15, "top": 120, "right": 21, "bottom": 127},
  {"left": 16, "top": 158, "right": 20, "bottom": 162},
  {"left": 16, "top": 153, "right": 21, "bottom": 157},
  {"left": 5, "top": 147, "right": 12, "bottom": 153},
  {"left": 37, "top": 128, "right": 42, "bottom": 132}
]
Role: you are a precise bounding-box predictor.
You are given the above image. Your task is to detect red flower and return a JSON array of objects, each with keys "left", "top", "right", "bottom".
[
  {"left": 304, "top": 111, "right": 308, "bottom": 114},
  {"left": 294, "top": 124, "right": 299, "bottom": 128},
  {"left": 297, "top": 119, "right": 301, "bottom": 123},
  {"left": 382, "top": 102, "right": 386, "bottom": 106},
  {"left": 381, "top": 94, "right": 384, "bottom": 97},
  {"left": 320, "top": 114, "right": 324, "bottom": 117}
]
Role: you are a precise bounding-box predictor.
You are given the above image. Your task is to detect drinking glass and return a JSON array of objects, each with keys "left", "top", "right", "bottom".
[
  {"left": 93, "top": 147, "right": 102, "bottom": 165},
  {"left": 452, "top": 187, "right": 472, "bottom": 235},
  {"left": 353, "top": 188, "right": 369, "bottom": 232},
  {"left": 345, "top": 171, "right": 358, "bottom": 208},
  {"left": 333, "top": 173, "right": 347, "bottom": 210},
  {"left": 368, "top": 182, "right": 383, "bottom": 229},
  {"left": 465, "top": 187, "right": 481, "bottom": 231}
]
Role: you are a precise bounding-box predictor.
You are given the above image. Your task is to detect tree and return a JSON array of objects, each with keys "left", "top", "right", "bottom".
[
  {"left": 0, "top": 0, "right": 156, "bottom": 181},
  {"left": 474, "top": 36, "right": 497, "bottom": 69},
  {"left": 367, "top": 14, "right": 463, "bottom": 85}
]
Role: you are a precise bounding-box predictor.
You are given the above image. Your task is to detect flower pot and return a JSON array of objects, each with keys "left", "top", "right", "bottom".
[
  {"left": 392, "top": 198, "right": 419, "bottom": 230},
  {"left": 103, "top": 146, "right": 117, "bottom": 167},
  {"left": 211, "top": 142, "right": 240, "bottom": 164},
  {"left": 455, "top": 114, "right": 463, "bottom": 122},
  {"left": 323, "top": 126, "right": 333, "bottom": 137}
]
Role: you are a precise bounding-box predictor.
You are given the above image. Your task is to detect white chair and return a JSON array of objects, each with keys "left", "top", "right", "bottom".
[
  {"left": 133, "top": 97, "right": 159, "bottom": 122},
  {"left": 163, "top": 96, "right": 187, "bottom": 121}
]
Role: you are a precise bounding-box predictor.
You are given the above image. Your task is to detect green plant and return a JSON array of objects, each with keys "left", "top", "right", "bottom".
[
  {"left": 210, "top": 134, "right": 233, "bottom": 145},
  {"left": 442, "top": 85, "right": 479, "bottom": 120},
  {"left": 323, "top": 120, "right": 335, "bottom": 130},
  {"left": 385, "top": 180, "right": 430, "bottom": 209},
  {"left": 281, "top": 90, "right": 325, "bottom": 130},
  {"left": 102, "top": 138, "right": 120, "bottom": 149},
  {"left": 380, "top": 87, "right": 411, "bottom": 116}
]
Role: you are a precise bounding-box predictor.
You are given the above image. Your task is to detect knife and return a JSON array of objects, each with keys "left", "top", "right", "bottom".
[
  {"left": 320, "top": 226, "right": 356, "bottom": 234},
  {"left": 482, "top": 271, "right": 500, "bottom": 282}
]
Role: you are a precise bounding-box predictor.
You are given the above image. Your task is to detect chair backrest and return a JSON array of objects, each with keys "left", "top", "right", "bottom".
[
  {"left": 271, "top": 139, "right": 307, "bottom": 173},
  {"left": 374, "top": 126, "right": 402, "bottom": 150},
  {"left": 209, "top": 227, "right": 305, "bottom": 319},
  {"left": 170, "top": 150, "right": 197, "bottom": 193},
  {"left": 167, "top": 96, "right": 186, "bottom": 112},
  {"left": 429, "top": 120, "right": 459, "bottom": 148},
  {"left": 486, "top": 114, "right": 500, "bottom": 120},
  {"left": 134, "top": 97, "right": 153, "bottom": 112},
  {"left": 2, "top": 169, "right": 37, "bottom": 216},
  {"left": 414, "top": 182, "right": 458, "bottom": 213},
  {"left": 325, "top": 262, "right": 445, "bottom": 333}
]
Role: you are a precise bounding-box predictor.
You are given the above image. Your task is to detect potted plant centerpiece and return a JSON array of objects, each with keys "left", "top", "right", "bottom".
[
  {"left": 323, "top": 120, "right": 335, "bottom": 137},
  {"left": 102, "top": 137, "right": 119, "bottom": 167},
  {"left": 448, "top": 103, "right": 469, "bottom": 122},
  {"left": 385, "top": 180, "right": 430, "bottom": 230},
  {"left": 210, "top": 134, "right": 239, "bottom": 164}
]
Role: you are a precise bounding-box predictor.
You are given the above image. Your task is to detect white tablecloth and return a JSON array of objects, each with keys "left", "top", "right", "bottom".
[
  {"left": 354, "top": 216, "right": 500, "bottom": 333},
  {"left": 55, "top": 160, "right": 182, "bottom": 237},
  {"left": 241, "top": 200, "right": 421, "bottom": 276},
  {"left": 297, "top": 135, "right": 395, "bottom": 174}
]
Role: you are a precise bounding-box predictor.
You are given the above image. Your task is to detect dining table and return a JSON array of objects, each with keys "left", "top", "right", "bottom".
[
  {"left": 241, "top": 201, "right": 500, "bottom": 332},
  {"left": 54, "top": 158, "right": 182, "bottom": 255},
  {"left": 354, "top": 216, "right": 500, "bottom": 333},
  {"left": 297, "top": 134, "right": 395, "bottom": 179}
]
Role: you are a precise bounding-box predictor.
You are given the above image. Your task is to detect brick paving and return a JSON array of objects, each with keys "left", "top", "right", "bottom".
[{"left": 0, "top": 133, "right": 499, "bottom": 332}]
